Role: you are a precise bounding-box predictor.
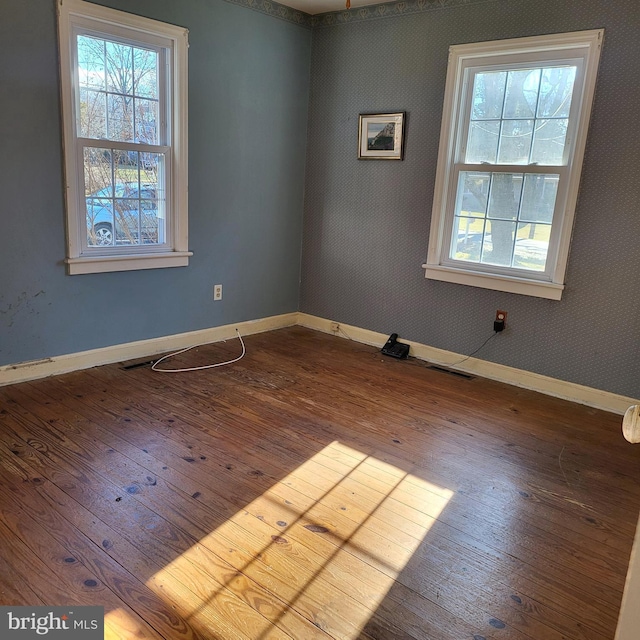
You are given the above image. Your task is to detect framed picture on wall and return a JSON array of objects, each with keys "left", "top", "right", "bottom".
[{"left": 358, "top": 112, "right": 405, "bottom": 160}]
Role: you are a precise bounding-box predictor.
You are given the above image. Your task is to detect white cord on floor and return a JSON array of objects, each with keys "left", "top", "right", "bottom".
[{"left": 151, "top": 329, "right": 246, "bottom": 373}]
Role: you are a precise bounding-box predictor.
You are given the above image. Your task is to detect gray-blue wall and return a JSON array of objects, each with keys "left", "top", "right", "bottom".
[
  {"left": 3, "top": 0, "right": 640, "bottom": 401},
  {"left": 301, "top": 0, "right": 640, "bottom": 398},
  {"left": 0, "top": 0, "right": 311, "bottom": 365}
]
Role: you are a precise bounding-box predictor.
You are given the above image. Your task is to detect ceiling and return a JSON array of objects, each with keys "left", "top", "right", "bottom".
[{"left": 276, "top": 0, "right": 386, "bottom": 15}]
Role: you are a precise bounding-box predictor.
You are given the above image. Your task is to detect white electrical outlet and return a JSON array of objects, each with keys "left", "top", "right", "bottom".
[{"left": 213, "top": 284, "right": 223, "bottom": 301}]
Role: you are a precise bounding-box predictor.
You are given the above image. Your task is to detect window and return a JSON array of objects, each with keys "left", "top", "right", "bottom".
[
  {"left": 58, "top": 0, "right": 190, "bottom": 275},
  {"left": 424, "top": 31, "right": 603, "bottom": 300}
]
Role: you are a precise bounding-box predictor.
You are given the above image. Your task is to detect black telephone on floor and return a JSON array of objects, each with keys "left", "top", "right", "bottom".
[{"left": 381, "top": 333, "right": 410, "bottom": 359}]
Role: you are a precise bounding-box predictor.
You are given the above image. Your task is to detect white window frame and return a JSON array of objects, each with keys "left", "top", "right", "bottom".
[
  {"left": 423, "top": 30, "right": 603, "bottom": 300},
  {"left": 57, "top": 0, "right": 190, "bottom": 275}
]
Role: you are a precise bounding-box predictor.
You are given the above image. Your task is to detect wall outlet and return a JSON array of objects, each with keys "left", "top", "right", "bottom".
[
  {"left": 330, "top": 322, "right": 340, "bottom": 333},
  {"left": 213, "top": 284, "right": 223, "bottom": 301},
  {"left": 495, "top": 309, "right": 507, "bottom": 331}
]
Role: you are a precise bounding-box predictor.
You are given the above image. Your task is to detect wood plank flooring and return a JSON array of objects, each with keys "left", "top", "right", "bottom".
[{"left": 1, "top": 326, "right": 639, "bottom": 639}]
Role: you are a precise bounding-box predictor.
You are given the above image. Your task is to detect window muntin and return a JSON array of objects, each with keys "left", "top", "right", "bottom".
[
  {"left": 424, "top": 31, "right": 603, "bottom": 299},
  {"left": 466, "top": 66, "right": 576, "bottom": 166},
  {"left": 84, "top": 153, "right": 166, "bottom": 247},
  {"left": 77, "top": 35, "right": 160, "bottom": 143},
  {"left": 76, "top": 32, "right": 168, "bottom": 253},
  {"left": 451, "top": 171, "right": 558, "bottom": 272}
]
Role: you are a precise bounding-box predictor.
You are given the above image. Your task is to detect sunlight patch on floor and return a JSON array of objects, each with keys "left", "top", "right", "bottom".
[
  {"left": 104, "top": 607, "right": 149, "bottom": 640},
  {"left": 146, "top": 441, "right": 453, "bottom": 639}
]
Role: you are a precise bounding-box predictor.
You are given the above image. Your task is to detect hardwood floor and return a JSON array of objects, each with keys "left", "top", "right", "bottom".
[{"left": 1, "top": 326, "right": 639, "bottom": 639}]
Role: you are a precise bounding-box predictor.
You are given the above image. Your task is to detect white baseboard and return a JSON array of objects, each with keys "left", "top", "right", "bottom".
[
  {"left": 0, "top": 312, "right": 298, "bottom": 387},
  {"left": 297, "top": 313, "right": 639, "bottom": 416},
  {"left": 2, "top": 310, "right": 636, "bottom": 415}
]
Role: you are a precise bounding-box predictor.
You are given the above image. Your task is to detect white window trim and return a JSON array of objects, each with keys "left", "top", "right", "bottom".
[
  {"left": 57, "top": 0, "right": 190, "bottom": 275},
  {"left": 423, "top": 30, "right": 604, "bottom": 300}
]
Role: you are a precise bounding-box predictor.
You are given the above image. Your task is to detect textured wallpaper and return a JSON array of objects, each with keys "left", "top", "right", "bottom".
[
  {"left": 0, "top": 0, "right": 311, "bottom": 366},
  {"left": 300, "top": 0, "right": 640, "bottom": 398}
]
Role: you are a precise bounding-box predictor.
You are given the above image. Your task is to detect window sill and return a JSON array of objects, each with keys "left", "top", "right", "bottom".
[
  {"left": 66, "top": 251, "right": 192, "bottom": 275},
  {"left": 422, "top": 264, "right": 564, "bottom": 300}
]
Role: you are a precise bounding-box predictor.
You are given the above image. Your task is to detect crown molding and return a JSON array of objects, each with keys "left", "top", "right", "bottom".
[
  {"left": 221, "top": 0, "right": 501, "bottom": 28},
  {"left": 223, "top": 0, "right": 313, "bottom": 27}
]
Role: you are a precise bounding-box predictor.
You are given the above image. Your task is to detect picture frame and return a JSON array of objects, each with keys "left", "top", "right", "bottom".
[{"left": 358, "top": 112, "right": 405, "bottom": 160}]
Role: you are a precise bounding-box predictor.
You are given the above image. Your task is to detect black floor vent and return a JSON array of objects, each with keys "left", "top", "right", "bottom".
[
  {"left": 121, "top": 360, "right": 154, "bottom": 371},
  {"left": 428, "top": 365, "right": 474, "bottom": 379}
]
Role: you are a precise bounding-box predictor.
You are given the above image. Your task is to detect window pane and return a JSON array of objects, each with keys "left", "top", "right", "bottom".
[
  {"left": 513, "top": 222, "right": 550, "bottom": 271},
  {"left": 77, "top": 36, "right": 105, "bottom": 90},
  {"left": 133, "top": 47, "right": 158, "bottom": 99},
  {"left": 84, "top": 147, "right": 115, "bottom": 247},
  {"left": 453, "top": 216, "right": 484, "bottom": 262},
  {"left": 456, "top": 172, "right": 489, "bottom": 217},
  {"left": 140, "top": 198, "right": 159, "bottom": 244},
  {"left": 531, "top": 119, "right": 568, "bottom": 165},
  {"left": 487, "top": 173, "right": 523, "bottom": 220},
  {"left": 107, "top": 94, "right": 134, "bottom": 142},
  {"left": 140, "top": 152, "right": 159, "bottom": 179},
  {"left": 83, "top": 147, "right": 113, "bottom": 197},
  {"left": 498, "top": 120, "right": 533, "bottom": 164},
  {"left": 467, "top": 121, "right": 499, "bottom": 163},
  {"left": 520, "top": 174, "right": 558, "bottom": 223},
  {"left": 113, "top": 197, "right": 140, "bottom": 245},
  {"left": 452, "top": 172, "right": 490, "bottom": 263},
  {"left": 105, "top": 41, "right": 133, "bottom": 95},
  {"left": 135, "top": 98, "right": 158, "bottom": 144},
  {"left": 79, "top": 88, "right": 107, "bottom": 139},
  {"left": 503, "top": 69, "right": 541, "bottom": 118},
  {"left": 84, "top": 147, "right": 164, "bottom": 247},
  {"left": 481, "top": 220, "right": 516, "bottom": 266},
  {"left": 472, "top": 71, "right": 507, "bottom": 120},
  {"left": 113, "top": 150, "right": 138, "bottom": 189},
  {"left": 538, "top": 67, "right": 576, "bottom": 118}
]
